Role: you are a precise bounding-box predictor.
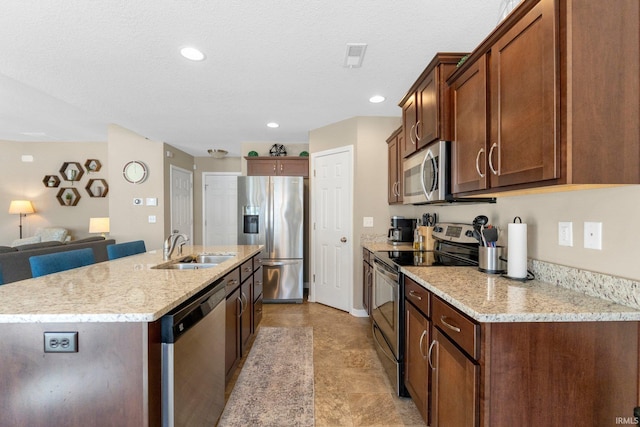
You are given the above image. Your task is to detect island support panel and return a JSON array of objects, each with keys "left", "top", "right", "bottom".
[{"left": 0, "top": 321, "right": 162, "bottom": 426}]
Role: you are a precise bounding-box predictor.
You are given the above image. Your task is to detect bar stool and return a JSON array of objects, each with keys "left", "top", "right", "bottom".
[
  {"left": 107, "top": 240, "right": 146, "bottom": 260},
  {"left": 29, "top": 248, "right": 96, "bottom": 278}
]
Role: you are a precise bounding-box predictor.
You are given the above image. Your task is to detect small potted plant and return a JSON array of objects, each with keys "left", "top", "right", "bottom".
[{"left": 65, "top": 192, "right": 73, "bottom": 205}]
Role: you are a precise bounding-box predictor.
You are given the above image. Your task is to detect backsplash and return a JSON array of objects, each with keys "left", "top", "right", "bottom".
[{"left": 530, "top": 260, "right": 640, "bottom": 310}]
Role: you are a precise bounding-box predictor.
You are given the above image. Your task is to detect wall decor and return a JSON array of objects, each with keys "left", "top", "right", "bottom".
[
  {"left": 56, "top": 187, "right": 81, "bottom": 206},
  {"left": 123, "top": 160, "right": 148, "bottom": 184},
  {"left": 59, "top": 162, "right": 84, "bottom": 183},
  {"left": 85, "top": 178, "right": 109, "bottom": 197},
  {"left": 84, "top": 159, "right": 102, "bottom": 172},
  {"left": 42, "top": 175, "right": 61, "bottom": 188}
]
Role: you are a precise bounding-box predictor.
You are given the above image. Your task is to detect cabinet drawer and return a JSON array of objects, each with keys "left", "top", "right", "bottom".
[
  {"left": 253, "top": 252, "right": 263, "bottom": 272},
  {"left": 432, "top": 296, "right": 478, "bottom": 360},
  {"left": 404, "top": 277, "right": 430, "bottom": 317},
  {"left": 240, "top": 258, "right": 253, "bottom": 283},
  {"left": 224, "top": 268, "right": 241, "bottom": 295}
]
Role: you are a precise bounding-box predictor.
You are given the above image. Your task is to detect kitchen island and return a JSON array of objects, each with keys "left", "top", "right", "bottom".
[{"left": 0, "top": 245, "right": 261, "bottom": 427}]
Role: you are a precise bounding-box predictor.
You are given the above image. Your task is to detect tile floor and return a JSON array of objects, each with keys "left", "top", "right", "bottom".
[{"left": 225, "top": 297, "right": 426, "bottom": 427}]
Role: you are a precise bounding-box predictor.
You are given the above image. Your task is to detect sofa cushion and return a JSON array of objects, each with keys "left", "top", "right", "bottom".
[
  {"left": 67, "top": 236, "right": 105, "bottom": 245},
  {"left": 0, "top": 246, "right": 18, "bottom": 254},
  {"left": 15, "top": 241, "right": 64, "bottom": 251},
  {"left": 37, "top": 227, "right": 69, "bottom": 243},
  {"left": 11, "top": 235, "right": 41, "bottom": 247}
]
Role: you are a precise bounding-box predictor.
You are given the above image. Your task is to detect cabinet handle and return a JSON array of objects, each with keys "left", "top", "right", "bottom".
[
  {"left": 280, "top": 163, "right": 283, "bottom": 173},
  {"left": 419, "top": 330, "right": 428, "bottom": 359},
  {"left": 475, "top": 148, "right": 486, "bottom": 178},
  {"left": 243, "top": 267, "right": 252, "bottom": 273},
  {"left": 440, "top": 315, "right": 461, "bottom": 333},
  {"left": 427, "top": 340, "right": 437, "bottom": 370},
  {"left": 273, "top": 164, "right": 276, "bottom": 173},
  {"left": 488, "top": 142, "right": 498, "bottom": 175},
  {"left": 415, "top": 120, "right": 422, "bottom": 141},
  {"left": 410, "top": 125, "right": 416, "bottom": 145},
  {"left": 408, "top": 290, "right": 423, "bottom": 301},
  {"left": 237, "top": 295, "right": 244, "bottom": 317}
]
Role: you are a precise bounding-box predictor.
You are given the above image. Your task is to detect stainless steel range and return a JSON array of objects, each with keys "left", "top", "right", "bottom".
[{"left": 371, "top": 223, "right": 478, "bottom": 397}]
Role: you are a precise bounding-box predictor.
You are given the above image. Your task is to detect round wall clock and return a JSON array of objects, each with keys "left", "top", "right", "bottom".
[
  {"left": 269, "top": 144, "right": 287, "bottom": 157},
  {"left": 123, "top": 161, "right": 148, "bottom": 184}
]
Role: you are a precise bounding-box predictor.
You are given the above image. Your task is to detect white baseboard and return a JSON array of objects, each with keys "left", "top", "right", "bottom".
[{"left": 350, "top": 308, "right": 369, "bottom": 318}]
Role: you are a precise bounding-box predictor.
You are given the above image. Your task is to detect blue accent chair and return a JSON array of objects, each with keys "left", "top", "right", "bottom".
[
  {"left": 29, "top": 248, "right": 96, "bottom": 278},
  {"left": 106, "top": 240, "right": 146, "bottom": 260}
]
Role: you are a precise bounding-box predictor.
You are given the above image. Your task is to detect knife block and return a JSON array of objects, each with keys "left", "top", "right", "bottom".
[{"left": 417, "top": 226, "right": 435, "bottom": 251}]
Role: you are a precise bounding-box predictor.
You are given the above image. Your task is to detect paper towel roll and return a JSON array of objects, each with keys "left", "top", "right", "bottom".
[{"left": 507, "top": 221, "right": 528, "bottom": 278}]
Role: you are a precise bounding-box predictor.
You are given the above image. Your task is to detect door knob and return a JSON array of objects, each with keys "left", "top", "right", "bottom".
[{"left": 340, "top": 237, "right": 347, "bottom": 243}]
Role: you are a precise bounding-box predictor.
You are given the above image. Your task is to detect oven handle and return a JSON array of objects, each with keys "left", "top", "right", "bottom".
[
  {"left": 372, "top": 322, "right": 396, "bottom": 363},
  {"left": 374, "top": 260, "right": 399, "bottom": 282}
]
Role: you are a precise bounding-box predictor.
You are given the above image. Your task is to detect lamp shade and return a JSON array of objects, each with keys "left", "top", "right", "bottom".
[
  {"left": 8, "top": 200, "right": 35, "bottom": 215},
  {"left": 89, "top": 217, "right": 110, "bottom": 235}
]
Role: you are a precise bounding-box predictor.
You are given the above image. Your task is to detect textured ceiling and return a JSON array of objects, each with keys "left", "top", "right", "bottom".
[{"left": 0, "top": 1, "right": 505, "bottom": 156}]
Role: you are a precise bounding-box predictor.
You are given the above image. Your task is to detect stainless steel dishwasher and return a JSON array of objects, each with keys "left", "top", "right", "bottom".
[{"left": 161, "top": 278, "right": 225, "bottom": 427}]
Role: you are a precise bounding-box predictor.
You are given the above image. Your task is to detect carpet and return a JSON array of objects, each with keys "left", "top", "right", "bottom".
[{"left": 218, "top": 327, "right": 315, "bottom": 427}]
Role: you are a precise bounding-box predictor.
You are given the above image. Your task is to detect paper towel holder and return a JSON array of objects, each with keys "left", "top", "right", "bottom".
[{"left": 502, "top": 215, "right": 535, "bottom": 281}]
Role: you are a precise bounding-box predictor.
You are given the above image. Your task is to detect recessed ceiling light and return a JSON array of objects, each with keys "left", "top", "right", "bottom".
[
  {"left": 369, "top": 95, "right": 386, "bottom": 103},
  {"left": 180, "top": 46, "right": 205, "bottom": 61},
  {"left": 267, "top": 122, "right": 279, "bottom": 128}
]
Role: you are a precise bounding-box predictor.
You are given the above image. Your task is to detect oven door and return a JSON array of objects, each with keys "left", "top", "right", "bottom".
[{"left": 372, "top": 258, "right": 400, "bottom": 357}]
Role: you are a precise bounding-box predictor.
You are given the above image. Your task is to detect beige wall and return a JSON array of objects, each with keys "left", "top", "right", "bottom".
[
  {"left": 0, "top": 140, "right": 108, "bottom": 245},
  {"left": 107, "top": 125, "right": 166, "bottom": 250}
]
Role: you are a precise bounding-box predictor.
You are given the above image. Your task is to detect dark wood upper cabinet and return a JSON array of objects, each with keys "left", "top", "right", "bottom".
[
  {"left": 387, "top": 127, "right": 403, "bottom": 204},
  {"left": 448, "top": 0, "right": 640, "bottom": 196},
  {"left": 400, "top": 53, "right": 467, "bottom": 159},
  {"left": 246, "top": 157, "right": 309, "bottom": 177}
]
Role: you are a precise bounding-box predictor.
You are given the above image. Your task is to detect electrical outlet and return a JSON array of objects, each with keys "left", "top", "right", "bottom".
[
  {"left": 584, "top": 222, "right": 602, "bottom": 250},
  {"left": 363, "top": 217, "right": 374, "bottom": 227},
  {"left": 558, "top": 222, "right": 573, "bottom": 246},
  {"left": 44, "top": 331, "right": 78, "bottom": 353}
]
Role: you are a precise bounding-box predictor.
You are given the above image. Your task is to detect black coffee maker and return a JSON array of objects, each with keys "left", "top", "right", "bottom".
[{"left": 387, "top": 216, "right": 417, "bottom": 245}]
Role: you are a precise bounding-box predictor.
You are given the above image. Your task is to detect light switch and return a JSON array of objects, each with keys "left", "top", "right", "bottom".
[{"left": 146, "top": 198, "right": 158, "bottom": 206}]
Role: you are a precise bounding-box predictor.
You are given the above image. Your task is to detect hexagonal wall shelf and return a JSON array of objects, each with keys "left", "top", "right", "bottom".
[
  {"left": 59, "top": 162, "right": 84, "bottom": 182},
  {"left": 85, "top": 178, "right": 109, "bottom": 197},
  {"left": 56, "top": 187, "right": 81, "bottom": 206},
  {"left": 84, "top": 159, "right": 102, "bottom": 173},
  {"left": 42, "top": 175, "right": 61, "bottom": 188}
]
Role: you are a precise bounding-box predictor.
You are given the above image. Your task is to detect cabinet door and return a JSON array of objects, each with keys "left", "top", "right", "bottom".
[
  {"left": 225, "top": 287, "right": 240, "bottom": 380},
  {"left": 401, "top": 93, "right": 418, "bottom": 158},
  {"left": 278, "top": 159, "right": 309, "bottom": 177},
  {"left": 416, "top": 67, "right": 438, "bottom": 149},
  {"left": 405, "top": 302, "right": 430, "bottom": 423},
  {"left": 489, "top": 0, "right": 557, "bottom": 188},
  {"left": 451, "top": 55, "right": 489, "bottom": 194},
  {"left": 240, "top": 278, "right": 252, "bottom": 352},
  {"left": 387, "top": 136, "right": 399, "bottom": 204},
  {"left": 431, "top": 328, "right": 478, "bottom": 427},
  {"left": 247, "top": 158, "right": 277, "bottom": 176}
]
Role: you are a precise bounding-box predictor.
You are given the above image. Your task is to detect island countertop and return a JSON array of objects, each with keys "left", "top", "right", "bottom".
[{"left": 0, "top": 245, "right": 262, "bottom": 323}]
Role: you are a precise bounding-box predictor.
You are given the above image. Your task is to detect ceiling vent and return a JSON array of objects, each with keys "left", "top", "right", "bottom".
[{"left": 344, "top": 43, "right": 367, "bottom": 68}]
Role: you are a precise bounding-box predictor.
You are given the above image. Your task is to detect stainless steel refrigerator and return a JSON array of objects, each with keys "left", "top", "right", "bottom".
[{"left": 237, "top": 176, "right": 304, "bottom": 303}]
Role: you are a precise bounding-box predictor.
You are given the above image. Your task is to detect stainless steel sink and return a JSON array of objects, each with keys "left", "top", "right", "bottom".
[
  {"left": 194, "top": 254, "right": 235, "bottom": 264},
  {"left": 160, "top": 263, "right": 219, "bottom": 270}
]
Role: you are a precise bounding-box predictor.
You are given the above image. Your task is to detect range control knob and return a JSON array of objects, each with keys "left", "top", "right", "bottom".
[
  {"left": 433, "top": 226, "right": 443, "bottom": 233},
  {"left": 465, "top": 230, "right": 474, "bottom": 237}
]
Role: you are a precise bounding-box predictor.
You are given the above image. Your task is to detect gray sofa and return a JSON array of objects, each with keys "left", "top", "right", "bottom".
[{"left": 0, "top": 237, "right": 116, "bottom": 284}]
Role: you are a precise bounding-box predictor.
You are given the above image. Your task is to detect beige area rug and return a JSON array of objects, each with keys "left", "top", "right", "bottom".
[{"left": 218, "top": 327, "right": 314, "bottom": 427}]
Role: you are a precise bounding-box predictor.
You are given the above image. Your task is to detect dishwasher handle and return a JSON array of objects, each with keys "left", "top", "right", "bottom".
[{"left": 161, "top": 277, "right": 225, "bottom": 344}]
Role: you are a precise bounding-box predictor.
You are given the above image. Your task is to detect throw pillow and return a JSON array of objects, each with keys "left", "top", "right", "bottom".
[
  {"left": 38, "top": 227, "right": 69, "bottom": 243},
  {"left": 11, "top": 235, "right": 41, "bottom": 247}
]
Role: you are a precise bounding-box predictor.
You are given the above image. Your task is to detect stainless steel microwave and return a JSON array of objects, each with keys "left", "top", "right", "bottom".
[{"left": 402, "top": 140, "right": 448, "bottom": 204}]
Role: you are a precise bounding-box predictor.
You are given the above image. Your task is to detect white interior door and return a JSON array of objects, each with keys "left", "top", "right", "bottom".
[
  {"left": 170, "top": 165, "right": 193, "bottom": 243},
  {"left": 311, "top": 146, "right": 353, "bottom": 312},
  {"left": 203, "top": 174, "right": 238, "bottom": 246}
]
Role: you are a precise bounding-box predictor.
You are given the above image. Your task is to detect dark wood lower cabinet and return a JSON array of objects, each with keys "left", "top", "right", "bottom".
[
  {"left": 404, "top": 302, "right": 430, "bottom": 423},
  {"left": 431, "top": 328, "right": 478, "bottom": 427}
]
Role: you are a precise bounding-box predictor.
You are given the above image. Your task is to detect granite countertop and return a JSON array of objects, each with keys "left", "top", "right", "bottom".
[
  {"left": 362, "top": 241, "right": 640, "bottom": 322},
  {"left": 0, "top": 245, "right": 262, "bottom": 324},
  {"left": 402, "top": 266, "right": 640, "bottom": 323}
]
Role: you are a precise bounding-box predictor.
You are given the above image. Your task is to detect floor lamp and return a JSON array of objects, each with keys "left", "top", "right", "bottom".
[{"left": 8, "top": 200, "right": 35, "bottom": 239}]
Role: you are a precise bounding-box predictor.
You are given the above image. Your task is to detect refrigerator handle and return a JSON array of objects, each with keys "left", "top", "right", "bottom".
[
  {"left": 261, "top": 260, "right": 301, "bottom": 267},
  {"left": 268, "top": 179, "right": 275, "bottom": 256}
]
